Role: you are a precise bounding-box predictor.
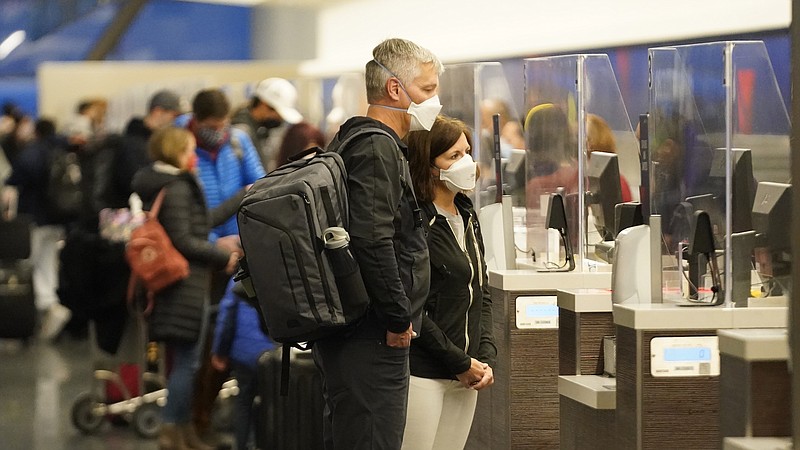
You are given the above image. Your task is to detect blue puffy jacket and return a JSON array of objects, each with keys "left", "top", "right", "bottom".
[
  {"left": 175, "top": 114, "right": 266, "bottom": 241},
  {"left": 212, "top": 279, "right": 276, "bottom": 368}
]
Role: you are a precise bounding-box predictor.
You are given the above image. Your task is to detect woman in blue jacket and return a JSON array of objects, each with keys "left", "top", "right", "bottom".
[{"left": 402, "top": 116, "right": 497, "bottom": 450}]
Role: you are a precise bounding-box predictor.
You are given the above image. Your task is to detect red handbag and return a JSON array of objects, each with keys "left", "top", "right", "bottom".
[{"left": 126, "top": 187, "right": 189, "bottom": 314}]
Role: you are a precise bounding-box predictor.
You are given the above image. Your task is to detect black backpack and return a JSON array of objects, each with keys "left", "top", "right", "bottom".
[
  {"left": 45, "top": 148, "right": 83, "bottom": 223},
  {"left": 237, "top": 128, "right": 399, "bottom": 345}
]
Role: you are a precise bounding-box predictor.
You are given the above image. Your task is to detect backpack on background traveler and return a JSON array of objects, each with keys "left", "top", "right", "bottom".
[
  {"left": 237, "top": 128, "right": 398, "bottom": 391},
  {"left": 45, "top": 148, "right": 84, "bottom": 224}
]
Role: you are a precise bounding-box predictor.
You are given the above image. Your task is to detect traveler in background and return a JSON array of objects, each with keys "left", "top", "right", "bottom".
[
  {"left": 210, "top": 277, "right": 276, "bottom": 450},
  {"left": 403, "top": 115, "right": 496, "bottom": 450},
  {"left": 586, "top": 113, "right": 633, "bottom": 202},
  {"left": 273, "top": 121, "right": 325, "bottom": 167},
  {"left": 176, "top": 88, "right": 265, "bottom": 441},
  {"left": 131, "top": 127, "right": 239, "bottom": 450},
  {"left": 231, "top": 77, "right": 303, "bottom": 172},
  {"left": 0, "top": 102, "right": 34, "bottom": 167},
  {"left": 93, "top": 90, "right": 184, "bottom": 212},
  {"left": 312, "top": 37, "right": 442, "bottom": 449},
  {"left": 4, "top": 119, "right": 72, "bottom": 340},
  {"left": 63, "top": 97, "right": 107, "bottom": 150}
]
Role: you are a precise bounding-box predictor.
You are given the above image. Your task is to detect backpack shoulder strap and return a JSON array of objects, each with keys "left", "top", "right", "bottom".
[{"left": 331, "top": 127, "right": 398, "bottom": 157}]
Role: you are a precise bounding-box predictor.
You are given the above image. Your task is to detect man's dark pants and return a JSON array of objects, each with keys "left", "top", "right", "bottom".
[{"left": 312, "top": 325, "right": 410, "bottom": 450}]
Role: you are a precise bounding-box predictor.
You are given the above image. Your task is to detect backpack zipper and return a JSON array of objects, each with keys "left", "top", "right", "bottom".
[
  {"left": 299, "top": 191, "right": 338, "bottom": 321},
  {"left": 240, "top": 203, "right": 323, "bottom": 323}
]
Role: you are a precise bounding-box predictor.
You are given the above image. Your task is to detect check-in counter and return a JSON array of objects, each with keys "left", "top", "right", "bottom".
[
  {"left": 613, "top": 303, "right": 787, "bottom": 450},
  {"left": 467, "top": 270, "right": 611, "bottom": 450},
  {"left": 557, "top": 289, "right": 614, "bottom": 376},
  {"left": 718, "top": 328, "right": 791, "bottom": 439},
  {"left": 559, "top": 375, "right": 616, "bottom": 450}
]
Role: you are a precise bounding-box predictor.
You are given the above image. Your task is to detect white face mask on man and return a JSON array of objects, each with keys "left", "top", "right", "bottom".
[
  {"left": 370, "top": 60, "right": 443, "bottom": 131},
  {"left": 407, "top": 94, "right": 442, "bottom": 131},
  {"left": 438, "top": 153, "right": 477, "bottom": 193}
]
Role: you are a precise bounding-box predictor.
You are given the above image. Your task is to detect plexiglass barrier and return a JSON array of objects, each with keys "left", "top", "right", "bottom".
[
  {"left": 523, "top": 55, "right": 638, "bottom": 271},
  {"left": 439, "top": 63, "right": 525, "bottom": 269},
  {"left": 439, "top": 62, "right": 524, "bottom": 209},
  {"left": 649, "top": 41, "right": 791, "bottom": 305}
]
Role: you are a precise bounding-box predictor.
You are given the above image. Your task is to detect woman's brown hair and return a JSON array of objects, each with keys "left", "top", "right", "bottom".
[{"left": 406, "top": 115, "right": 472, "bottom": 202}]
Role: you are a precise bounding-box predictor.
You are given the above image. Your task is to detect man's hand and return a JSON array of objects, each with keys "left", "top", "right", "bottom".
[{"left": 386, "top": 324, "right": 415, "bottom": 348}]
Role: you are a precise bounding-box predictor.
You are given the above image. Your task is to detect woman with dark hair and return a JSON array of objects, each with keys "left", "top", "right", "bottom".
[
  {"left": 403, "top": 115, "right": 496, "bottom": 450},
  {"left": 274, "top": 122, "right": 325, "bottom": 167}
]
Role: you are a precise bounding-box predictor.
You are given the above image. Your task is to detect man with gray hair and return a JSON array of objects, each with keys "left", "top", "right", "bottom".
[{"left": 312, "top": 37, "right": 443, "bottom": 449}]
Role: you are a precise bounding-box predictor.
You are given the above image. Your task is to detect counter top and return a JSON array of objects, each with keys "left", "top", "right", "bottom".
[
  {"left": 488, "top": 270, "right": 611, "bottom": 291},
  {"left": 558, "top": 375, "right": 616, "bottom": 409},
  {"left": 718, "top": 328, "right": 789, "bottom": 361},
  {"left": 722, "top": 437, "right": 791, "bottom": 450},
  {"left": 613, "top": 303, "right": 787, "bottom": 331},
  {"left": 557, "top": 289, "right": 613, "bottom": 312}
]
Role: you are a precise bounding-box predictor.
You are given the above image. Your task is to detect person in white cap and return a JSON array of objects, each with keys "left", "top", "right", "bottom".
[{"left": 231, "top": 77, "right": 303, "bottom": 171}]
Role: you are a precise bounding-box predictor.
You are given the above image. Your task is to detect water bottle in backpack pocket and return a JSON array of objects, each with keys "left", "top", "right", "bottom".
[{"left": 322, "top": 227, "right": 368, "bottom": 302}]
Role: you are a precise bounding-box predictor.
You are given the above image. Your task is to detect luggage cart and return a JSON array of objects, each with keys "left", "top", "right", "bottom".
[{"left": 70, "top": 296, "right": 167, "bottom": 438}]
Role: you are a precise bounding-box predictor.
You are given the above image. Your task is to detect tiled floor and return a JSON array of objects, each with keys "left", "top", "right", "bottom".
[{"left": 0, "top": 334, "right": 233, "bottom": 450}]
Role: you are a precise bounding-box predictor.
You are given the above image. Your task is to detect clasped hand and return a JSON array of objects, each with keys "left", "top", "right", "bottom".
[{"left": 456, "top": 358, "right": 494, "bottom": 390}]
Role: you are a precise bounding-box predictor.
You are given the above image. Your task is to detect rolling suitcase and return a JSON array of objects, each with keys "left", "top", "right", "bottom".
[
  {"left": 254, "top": 347, "right": 325, "bottom": 450},
  {"left": 0, "top": 211, "right": 36, "bottom": 340}
]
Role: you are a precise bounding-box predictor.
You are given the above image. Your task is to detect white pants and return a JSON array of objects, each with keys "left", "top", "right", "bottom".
[
  {"left": 30, "top": 225, "right": 63, "bottom": 311},
  {"left": 401, "top": 376, "right": 478, "bottom": 450}
]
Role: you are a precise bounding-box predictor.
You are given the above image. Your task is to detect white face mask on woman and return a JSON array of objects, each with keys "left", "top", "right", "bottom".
[{"left": 439, "top": 153, "right": 477, "bottom": 192}]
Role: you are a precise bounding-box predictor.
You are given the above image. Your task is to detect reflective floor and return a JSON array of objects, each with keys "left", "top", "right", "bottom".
[{"left": 0, "top": 334, "right": 233, "bottom": 450}]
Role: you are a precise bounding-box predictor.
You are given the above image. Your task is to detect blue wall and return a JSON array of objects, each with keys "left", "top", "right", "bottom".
[{"left": 107, "top": 0, "right": 251, "bottom": 61}]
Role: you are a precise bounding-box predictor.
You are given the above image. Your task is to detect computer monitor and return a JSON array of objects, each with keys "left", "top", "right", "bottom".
[
  {"left": 706, "top": 148, "right": 756, "bottom": 233},
  {"left": 752, "top": 181, "right": 791, "bottom": 279},
  {"left": 587, "top": 151, "right": 623, "bottom": 241},
  {"left": 685, "top": 149, "right": 756, "bottom": 249},
  {"left": 614, "top": 202, "right": 644, "bottom": 236}
]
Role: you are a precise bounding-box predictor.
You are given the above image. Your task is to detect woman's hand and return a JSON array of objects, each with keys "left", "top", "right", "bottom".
[
  {"left": 224, "top": 252, "right": 240, "bottom": 274},
  {"left": 211, "top": 354, "right": 228, "bottom": 372},
  {"left": 456, "top": 358, "right": 486, "bottom": 389},
  {"left": 470, "top": 364, "right": 494, "bottom": 391}
]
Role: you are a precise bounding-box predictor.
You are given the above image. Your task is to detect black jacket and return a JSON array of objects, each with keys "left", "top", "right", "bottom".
[
  {"left": 410, "top": 194, "right": 497, "bottom": 379},
  {"left": 6, "top": 134, "right": 70, "bottom": 226},
  {"left": 131, "top": 164, "right": 231, "bottom": 344},
  {"left": 327, "top": 116, "right": 430, "bottom": 336},
  {"left": 93, "top": 118, "right": 152, "bottom": 212}
]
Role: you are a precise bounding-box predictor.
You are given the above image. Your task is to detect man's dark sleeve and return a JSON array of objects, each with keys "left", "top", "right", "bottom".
[{"left": 344, "top": 135, "right": 410, "bottom": 333}]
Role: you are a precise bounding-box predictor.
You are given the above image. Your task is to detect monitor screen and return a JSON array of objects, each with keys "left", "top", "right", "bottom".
[
  {"left": 705, "top": 148, "right": 755, "bottom": 233},
  {"left": 587, "top": 152, "right": 623, "bottom": 241},
  {"left": 686, "top": 148, "right": 757, "bottom": 248}
]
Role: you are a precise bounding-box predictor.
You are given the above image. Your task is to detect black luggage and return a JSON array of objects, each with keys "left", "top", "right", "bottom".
[
  {"left": 254, "top": 348, "right": 325, "bottom": 450},
  {"left": 0, "top": 213, "right": 36, "bottom": 340}
]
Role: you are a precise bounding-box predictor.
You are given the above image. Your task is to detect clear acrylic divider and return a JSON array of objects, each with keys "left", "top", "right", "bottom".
[
  {"left": 648, "top": 41, "right": 790, "bottom": 305},
  {"left": 523, "top": 55, "right": 638, "bottom": 272}
]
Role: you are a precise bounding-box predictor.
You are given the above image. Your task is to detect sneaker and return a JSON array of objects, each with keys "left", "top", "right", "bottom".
[{"left": 39, "top": 303, "right": 72, "bottom": 341}]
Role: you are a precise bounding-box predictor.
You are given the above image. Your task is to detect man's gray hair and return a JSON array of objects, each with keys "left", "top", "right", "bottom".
[{"left": 365, "top": 38, "right": 444, "bottom": 103}]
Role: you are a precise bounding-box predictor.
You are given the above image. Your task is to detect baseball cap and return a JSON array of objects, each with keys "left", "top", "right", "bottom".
[
  {"left": 148, "top": 90, "right": 183, "bottom": 113},
  {"left": 255, "top": 78, "right": 303, "bottom": 124}
]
